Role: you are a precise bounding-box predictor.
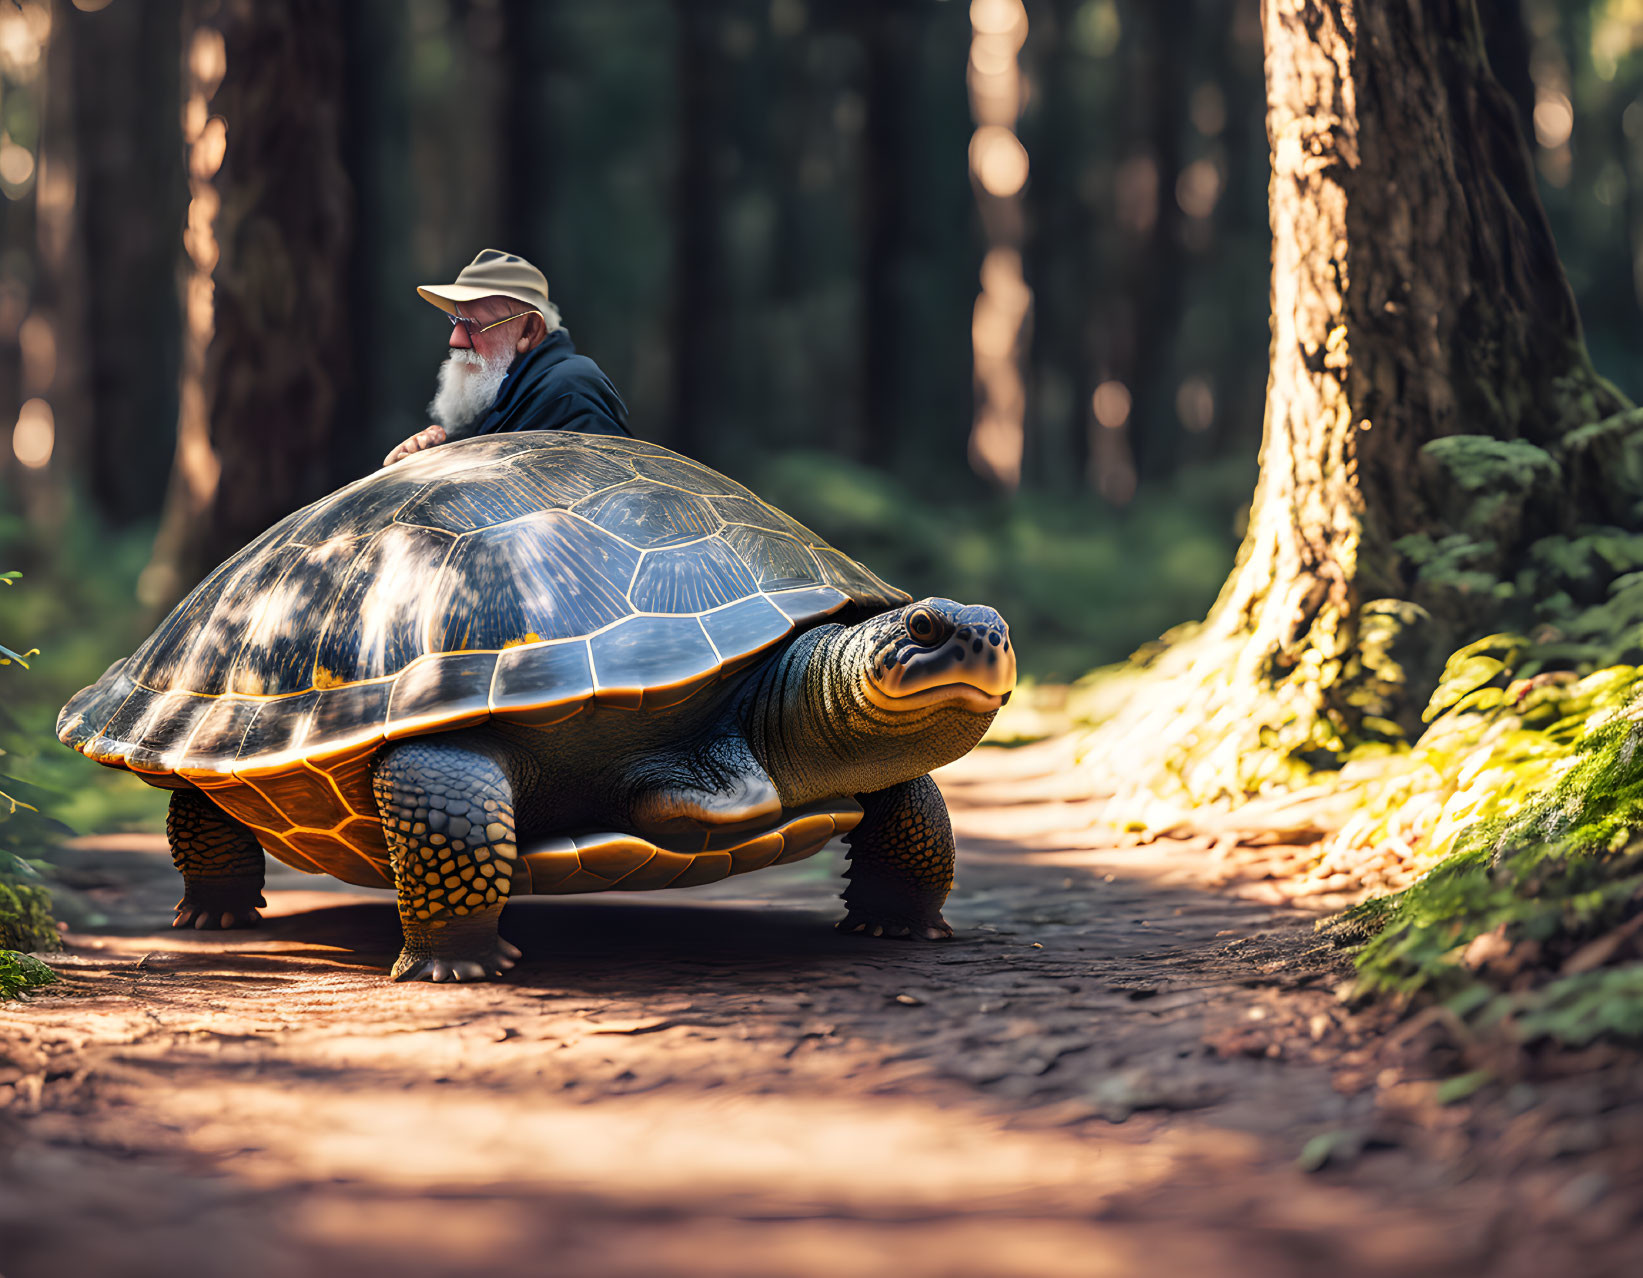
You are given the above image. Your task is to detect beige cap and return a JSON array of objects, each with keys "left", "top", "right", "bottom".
[{"left": 417, "top": 249, "right": 550, "bottom": 317}]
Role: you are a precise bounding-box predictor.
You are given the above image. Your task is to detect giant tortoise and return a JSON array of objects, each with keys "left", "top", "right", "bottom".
[{"left": 58, "top": 434, "right": 1016, "bottom": 981}]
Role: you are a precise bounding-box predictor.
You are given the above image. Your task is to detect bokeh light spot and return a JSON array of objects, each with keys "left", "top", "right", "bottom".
[{"left": 12, "top": 397, "right": 54, "bottom": 469}]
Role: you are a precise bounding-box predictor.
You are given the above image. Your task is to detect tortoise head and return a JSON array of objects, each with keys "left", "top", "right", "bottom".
[
  {"left": 744, "top": 597, "right": 1018, "bottom": 806},
  {"left": 859, "top": 598, "right": 1016, "bottom": 715}
]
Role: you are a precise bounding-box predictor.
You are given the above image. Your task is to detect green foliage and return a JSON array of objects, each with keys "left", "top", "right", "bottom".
[
  {"left": 1339, "top": 641, "right": 1643, "bottom": 1044},
  {"left": 0, "top": 569, "right": 64, "bottom": 996},
  {"left": 1505, "top": 966, "right": 1643, "bottom": 1046},
  {"left": 751, "top": 451, "right": 1250, "bottom": 681},
  {"left": 0, "top": 949, "right": 56, "bottom": 1000},
  {"left": 0, "top": 510, "right": 173, "bottom": 841},
  {"left": 0, "top": 850, "right": 60, "bottom": 955}
]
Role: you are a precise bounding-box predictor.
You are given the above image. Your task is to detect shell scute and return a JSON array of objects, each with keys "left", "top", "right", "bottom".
[
  {"left": 402, "top": 450, "right": 633, "bottom": 531},
  {"left": 177, "top": 698, "right": 263, "bottom": 777},
  {"left": 122, "top": 692, "right": 214, "bottom": 775},
  {"left": 719, "top": 524, "right": 823, "bottom": 591},
  {"left": 629, "top": 452, "right": 751, "bottom": 497},
  {"left": 490, "top": 639, "right": 595, "bottom": 725},
  {"left": 432, "top": 510, "right": 639, "bottom": 649},
  {"left": 700, "top": 595, "right": 793, "bottom": 672},
  {"left": 588, "top": 615, "right": 721, "bottom": 710},
  {"left": 629, "top": 538, "right": 759, "bottom": 614},
  {"left": 572, "top": 480, "right": 723, "bottom": 548},
  {"left": 385, "top": 651, "right": 497, "bottom": 740},
  {"left": 312, "top": 524, "right": 458, "bottom": 684},
  {"left": 234, "top": 691, "right": 323, "bottom": 769}
]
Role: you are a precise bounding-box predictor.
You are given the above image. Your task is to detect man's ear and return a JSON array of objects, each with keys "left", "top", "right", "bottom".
[{"left": 518, "top": 313, "right": 546, "bottom": 354}]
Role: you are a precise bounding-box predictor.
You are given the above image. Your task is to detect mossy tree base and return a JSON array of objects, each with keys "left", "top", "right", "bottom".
[
  {"left": 1085, "top": 2, "right": 1635, "bottom": 814},
  {"left": 1087, "top": 410, "right": 1643, "bottom": 813}
]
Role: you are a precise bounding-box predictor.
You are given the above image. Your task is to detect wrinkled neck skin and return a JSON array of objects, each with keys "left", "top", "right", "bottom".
[{"left": 739, "top": 624, "right": 995, "bottom": 807}]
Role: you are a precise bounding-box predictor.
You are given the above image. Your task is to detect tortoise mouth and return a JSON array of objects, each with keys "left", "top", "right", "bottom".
[{"left": 864, "top": 681, "right": 1011, "bottom": 713}]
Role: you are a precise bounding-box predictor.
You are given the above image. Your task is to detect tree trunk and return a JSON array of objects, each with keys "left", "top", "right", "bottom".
[
  {"left": 1087, "top": 0, "right": 1630, "bottom": 804},
  {"left": 142, "top": 0, "right": 352, "bottom": 608},
  {"left": 1480, "top": 0, "right": 1536, "bottom": 148},
  {"left": 669, "top": 0, "right": 725, "bottom": 461},
  {"left": 1122, "top": 0, "right": 1190, "bottom": 488},
  {"left": 70, "top": 0, "right": 186, "bottom": 525}
]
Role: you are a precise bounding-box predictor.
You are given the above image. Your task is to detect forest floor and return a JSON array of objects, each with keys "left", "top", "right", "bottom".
[{"left": 3, "top": 739, "right": 1642, "bottom": 1278}]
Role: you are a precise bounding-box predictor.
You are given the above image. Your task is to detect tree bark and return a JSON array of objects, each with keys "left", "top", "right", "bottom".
[
  {"left": 1480, "top": 0, "right": 1535, "bottom": 148},
  {"left": 856, "top": 0, "right": 917, "bottom": 469},
  {"left": 1087, "top": 0, "right": 1629, "bottom": 803},
  {"left": 669, "top": 0, "right": 725, "bottom": 461},
  {"left": 69, "top": 0, "right": 186, "bottom": 525},
  {"left": 143, "top": 0, "right": 353, "bottom": 608},
  {"left": 1123, "top": 0, "right": 1190, "bottom": 488}
]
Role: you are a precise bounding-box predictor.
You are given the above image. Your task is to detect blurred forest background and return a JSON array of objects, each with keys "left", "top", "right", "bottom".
[{"left": 1, "top": 0, "right": 1642, "bottom": 836}]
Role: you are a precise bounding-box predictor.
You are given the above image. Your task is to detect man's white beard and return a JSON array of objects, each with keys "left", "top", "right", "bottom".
[{"left": 428, "top": 348, "right": 514, "bottom": 437}]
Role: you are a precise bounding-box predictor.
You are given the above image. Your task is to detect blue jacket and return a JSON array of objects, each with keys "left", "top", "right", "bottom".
[{"left": 471, "top": 328, "right": 631, "bottom": 438}]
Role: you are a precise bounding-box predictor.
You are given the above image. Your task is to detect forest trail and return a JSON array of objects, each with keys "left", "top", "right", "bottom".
[{"left": 1, "top": 741, "right": 1636, "bottom": 1278}]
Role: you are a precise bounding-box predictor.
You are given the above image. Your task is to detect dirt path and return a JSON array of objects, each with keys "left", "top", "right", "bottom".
[{"left": 2, "top": 741, "right": 1637, "bottom": 1277}]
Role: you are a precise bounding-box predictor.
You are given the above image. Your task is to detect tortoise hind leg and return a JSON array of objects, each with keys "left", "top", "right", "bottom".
[
  {"left": 837, "top": 774, "right": 955, "bottom": 941},
  {"left": 373, "top": 736, "right": 523, "bottom": 983},
  {"left": 167, "top": 790, "right": 267, "bottom": 929}
]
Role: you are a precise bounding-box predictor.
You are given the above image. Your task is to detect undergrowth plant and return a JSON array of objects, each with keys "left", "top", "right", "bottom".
[{"left": 1, "top": 569, "right": 60, "bottom": 998}]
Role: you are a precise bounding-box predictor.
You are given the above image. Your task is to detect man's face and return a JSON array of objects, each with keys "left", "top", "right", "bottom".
[
  {"left": 428, "top": 295, "right": 535, "bottom": 435},
  {"left": 447, "top": 293, "right": 535, "bottom": 363}
]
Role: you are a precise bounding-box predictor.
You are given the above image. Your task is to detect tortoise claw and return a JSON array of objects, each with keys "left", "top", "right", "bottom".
[
  {"left": 174, "top": 904, "right": 262, "bottom": 931},
  {"left": 835, "top": 909, "right": 953, "bottom": 942},
  {"left": 391, "top": 940, "right": 520, "bottom": 983}
]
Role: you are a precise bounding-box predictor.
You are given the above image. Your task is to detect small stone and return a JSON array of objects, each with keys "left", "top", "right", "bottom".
[{"left": 894, "top": 993, "right": 924, "bottom": 1006}]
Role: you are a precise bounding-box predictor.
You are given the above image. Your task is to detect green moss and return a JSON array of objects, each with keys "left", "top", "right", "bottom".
[
  {"left": 1417, "top": 436, "right": 1561, "bottom": 546},
  {"left": 0, "top": 949, "right": 55, "bottom": 1000},
  {"left": 1339, "top": 647, "right": 1643, "bottom": 1042}
]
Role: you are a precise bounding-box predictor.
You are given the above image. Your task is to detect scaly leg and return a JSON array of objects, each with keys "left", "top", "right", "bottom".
[
  {"left": 837, "top": 773, "right": 954, "bottom": 940},
  {"left": 167, "top": 790, "right": 267, "bottom": 929},
  {"left": 374, "top": 735, "right": 523, "bottom": 982}
]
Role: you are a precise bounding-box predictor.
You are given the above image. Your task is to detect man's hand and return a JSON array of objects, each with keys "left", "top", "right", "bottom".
[{"left": 383, "top": 424, "right": 447, "bottom": 467}]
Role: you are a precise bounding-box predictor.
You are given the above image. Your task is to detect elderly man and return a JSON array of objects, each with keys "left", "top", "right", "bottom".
[{"left": 383, "top": 249, "right": 630, "bottom": 466}]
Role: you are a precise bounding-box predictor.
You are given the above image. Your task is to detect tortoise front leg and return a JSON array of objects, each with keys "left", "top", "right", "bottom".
[
  {"left": 837, "top": 773, "right": 955, "bottom": 941},
  {"left": 167, "top": 790, "right": 267, "bottom": 929},
  {"left": 373, "top": 736, "right": 523, "bottom": 983}
]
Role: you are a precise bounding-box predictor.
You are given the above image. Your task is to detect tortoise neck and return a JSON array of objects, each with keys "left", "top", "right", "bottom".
[{"left": 739, "top": 623, "right": 957, "bottom": 807}]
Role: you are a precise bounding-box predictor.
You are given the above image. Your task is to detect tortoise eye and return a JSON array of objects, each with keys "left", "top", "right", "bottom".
[{"left": 906, "top": 607, "right": 942, "bottom": 644}]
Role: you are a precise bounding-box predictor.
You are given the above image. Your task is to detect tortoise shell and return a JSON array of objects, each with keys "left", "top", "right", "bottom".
[{"left": 58, "top": 434, "right": 908, "bottom": 890}]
